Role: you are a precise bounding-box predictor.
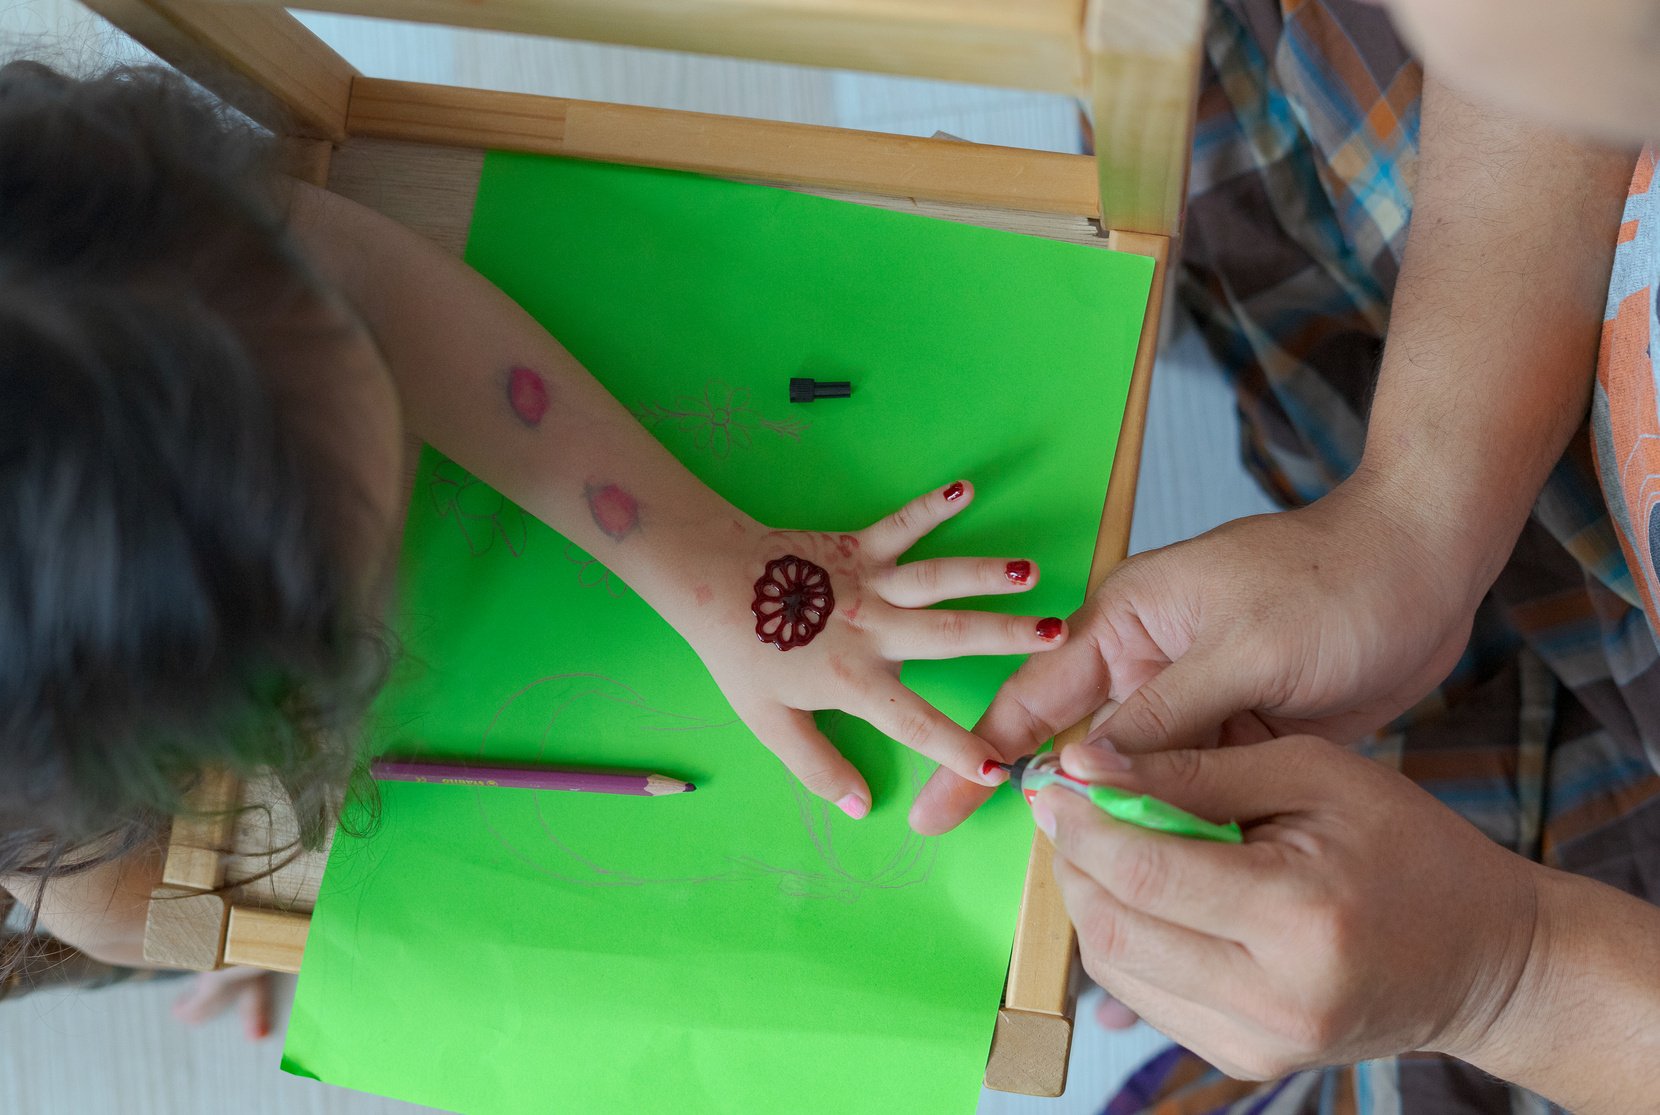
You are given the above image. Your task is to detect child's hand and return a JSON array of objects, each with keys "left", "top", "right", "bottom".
[
  {"left": 680, "top": 481, "right": 1066, "bottom": 819},
  {"left": 171, "top": 966, "right": 277, "bottom": 1041}
]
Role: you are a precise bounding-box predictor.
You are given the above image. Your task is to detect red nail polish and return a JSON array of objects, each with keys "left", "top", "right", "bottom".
[
  {"left": 981, "top": 758, "right": 1002, "bottom": 777},
  {"left": 943, "top": 481, "right": 965, "bottom": 502},
  {"left": 1005, "top": 560, "right": 1032, "bottom": 585},
  {"left": 1036, "top": 617, "right": 1063, "bottom": 641}
]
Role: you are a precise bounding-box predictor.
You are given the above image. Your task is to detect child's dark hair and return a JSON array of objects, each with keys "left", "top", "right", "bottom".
[{"left": 0, "top": 61, "right": 391, "bottom": 963}]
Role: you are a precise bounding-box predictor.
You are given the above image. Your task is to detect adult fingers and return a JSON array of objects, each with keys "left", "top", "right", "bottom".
[
  {"left": 872, "top": 556, "right": 1040, "bottom": 608},
  {"left": 1063, "top": 734, "right": 1334, "bottom": 821},
  {"left": 1091, "top": 962, "right": 1296, "bottom": 1083},
  {"left": 1053, "top": 854, "right": 1255, "bottom": 1013},
  {"left": 860, "top": 480, "right": 973, "bottom": 563},
  {"left": 974, "top": 615, "right": 1113, "bottom": 758},
  {"left": 1094, "top": 647, "right": 1264, "bottom": 754},
  {"left": 878, "top": 609, "right": 1066, "bottom": 660},
  {"left": 907, "top": 625, "right": 1110, "bottom": 836},
  {"left": 1037, "top": 785, "right": 1275, "bottom": 940},
  {"left": 858, "top": 677, "right": 1006, "bottom": 788},
  {"left": 743, "top": 703, "right": 873, "bottom": 819}
]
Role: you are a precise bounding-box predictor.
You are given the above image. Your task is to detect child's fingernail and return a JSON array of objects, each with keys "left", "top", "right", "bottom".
[
  {"left": 1076, "top": 734, "right": 1132, "bottom": 772},
  {"left": 1036, "top": 617, "right": 1064, "bottom": 641},
  {"left": 1032, "top": 798, "right": 1056, "bottom": 839},
  {"left": 980, "top": 759, "right": 1009, "bottom": 785},
  {"left": 943, "top": 481, "right": 966, "bottom": 501},
  {"left": 1005, "top": 560, "right": 1032, "bottom": 585},
  {"left": 837, "top": 793, "right": 870, "bottom": 820}
]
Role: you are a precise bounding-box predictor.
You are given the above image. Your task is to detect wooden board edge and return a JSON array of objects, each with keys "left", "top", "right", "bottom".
[
  {"left": 345, "top": 79, "right": 1102, "bottom": 218},
  {"left": 991, "top": 231, "right": 1170, "bottom": 1092},
  {"left": 214, "top": 0, "right": 1088, "bottom": 96},
  {"left": 223, "top": 905, "right": 309, "bottom": 973},
  {"left": 160, "top": 768, "right": 241, "bottom": 891}
]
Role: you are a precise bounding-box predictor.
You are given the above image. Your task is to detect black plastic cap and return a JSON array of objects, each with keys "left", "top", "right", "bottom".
[{"left": 790, "top": 377, "right": 853, "bottom": 403}]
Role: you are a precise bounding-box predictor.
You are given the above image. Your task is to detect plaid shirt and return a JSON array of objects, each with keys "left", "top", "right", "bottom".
[{"left": 1111, "top": 1, "right": 1660, "bottom": 1112}]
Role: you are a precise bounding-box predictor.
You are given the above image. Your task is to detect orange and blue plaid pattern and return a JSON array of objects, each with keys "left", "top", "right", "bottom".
[{"left": 1106, "top": 2, "right": 1660, "bottom": 1112}]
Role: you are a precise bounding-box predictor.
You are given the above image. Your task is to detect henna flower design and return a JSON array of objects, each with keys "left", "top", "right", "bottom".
[{"left": 752, "top": 555, "right": 834, "bottom": 651}]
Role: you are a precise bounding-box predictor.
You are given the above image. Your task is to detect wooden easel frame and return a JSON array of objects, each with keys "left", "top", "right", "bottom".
[{"left": 87, "top": 0, "right": 1203, "bottom": 1098}]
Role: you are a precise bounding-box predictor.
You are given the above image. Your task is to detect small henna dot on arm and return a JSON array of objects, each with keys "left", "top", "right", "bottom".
[
  {"left": 507, "top": 365, "right": 550, "bottom": 428},
  {"left": 585, "top": 481, "right": 641, "bottom": 542}
]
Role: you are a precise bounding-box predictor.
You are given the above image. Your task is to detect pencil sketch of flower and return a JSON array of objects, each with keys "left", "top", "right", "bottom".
[
  {"left": 729, "top": 711, "right": 936, "bottom": 902},
  {"left": 632, "top": 381, "right": 809, "bottom": 459},
  {"left": 563, "top": 543, "right": 628, "bottom": 599},
  {"left": 429, "top": 458, "right": 529, "bottom": 557}
]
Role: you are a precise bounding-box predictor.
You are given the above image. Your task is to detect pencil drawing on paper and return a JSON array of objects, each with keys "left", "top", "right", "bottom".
[
  {"left": 563, "top": 544, "right": 628, "bottom": 599},
  {"left": 732, "top": 710, "right": 936, "bottom": 901},
  {"left": 475, "top": 676, "right": 935, "bottom": 900},
  {"left": 429, "top": 458, "right": 530, "bottom": 557},
  {"left": 632, "top": 381, "right": 809, "bottom": 458}
]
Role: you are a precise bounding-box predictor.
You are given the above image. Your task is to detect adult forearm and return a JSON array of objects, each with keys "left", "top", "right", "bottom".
[
  {"left": 1359, "top": 75, "right": 1632, "bottom": 601},
  {"left": 1448, "top": 865, "right": 1660, "bottom": 1110}
]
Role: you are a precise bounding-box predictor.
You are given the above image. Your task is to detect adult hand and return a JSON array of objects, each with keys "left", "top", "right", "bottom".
[
  {"left": 910, "top": 473, "right": 1482, "bottom": 834},
  {"left": 1032, "top": 735, "right": 1537, "bottom": 1079}
]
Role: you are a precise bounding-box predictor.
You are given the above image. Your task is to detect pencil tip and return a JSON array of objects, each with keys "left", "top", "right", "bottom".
[{"left": 684, "top": 782, "right": 697, "bottom": 793}]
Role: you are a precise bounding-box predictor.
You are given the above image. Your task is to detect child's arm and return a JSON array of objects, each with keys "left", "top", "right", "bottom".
[
  {"left": 288, "top": 183, "right": 1061, "bottom": 816},
  {"left": 0, "top": 843, "right": 161, "bottom": 968}
]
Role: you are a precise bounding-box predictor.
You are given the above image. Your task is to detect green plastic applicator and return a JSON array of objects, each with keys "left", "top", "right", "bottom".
[{"left": 1005, "top": 752, "right": 1244, "bottom": 843}]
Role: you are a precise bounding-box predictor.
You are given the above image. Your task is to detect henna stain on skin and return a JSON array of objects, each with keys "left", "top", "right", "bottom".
[
  {"left": 752, "top": 555, "right": 834, "bottom": 651},
  {"left": 840, "top": 593, "right": 863, "bottom": 625},
  {"left": 827, "top": 652, "right": 858, "bottom": 684},
  {"left": 585, "top": 481, "right": 641, "bottom": 542},
  {"left": 508, "top": 365, "right": 550, "bottom": 428}
]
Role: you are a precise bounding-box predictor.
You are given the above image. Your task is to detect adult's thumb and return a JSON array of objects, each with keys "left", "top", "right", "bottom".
[{"left": 1095, "top": 650, "right": 1257, "bottom": 755}]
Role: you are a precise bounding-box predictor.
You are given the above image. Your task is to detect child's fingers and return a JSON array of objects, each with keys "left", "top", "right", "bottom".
[
  {"left": 859, "top": 480, "right": 973, "bottom": 563},
  {"left": 856, "top": 679, "right": 1006, "bottom": 787},
  {"left": 171, "top": 967, "right": 270, "bottom": 1031},
  {"left": 240, "top": 973, "right": 273, "bottom": 1041},
  {"left": 745, "top": 702, "right": 873, "bottom": 819},
  {"left": 879, "top": 610, "right": 1067, "bottom": 660},
  {"left": 873, "top": 556, "right": 1040, "bottom": 608}
]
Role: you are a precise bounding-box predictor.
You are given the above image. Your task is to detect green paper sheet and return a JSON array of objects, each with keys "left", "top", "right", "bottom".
[{"left": 282, "top": 153, "right": 1153, "bottom": 1115}]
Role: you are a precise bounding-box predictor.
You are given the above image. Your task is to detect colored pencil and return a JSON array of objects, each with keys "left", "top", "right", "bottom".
[{"left": 369, "top": 758, "right": 695, "bottom": 796}]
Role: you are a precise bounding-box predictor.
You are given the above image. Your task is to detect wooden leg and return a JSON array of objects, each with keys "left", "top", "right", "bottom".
[
  {"left": 143, "top": 887, "right": 229, "bottom": 971},
  {"left": 1085, "top": 0, "right": 1205, "bottom": 237},
  {"left": 160, "top": 768, "right": 240, "bottom": 892},
  {"left": 986, "top": 1007, "right": 1076, "bottom": 1097}
]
